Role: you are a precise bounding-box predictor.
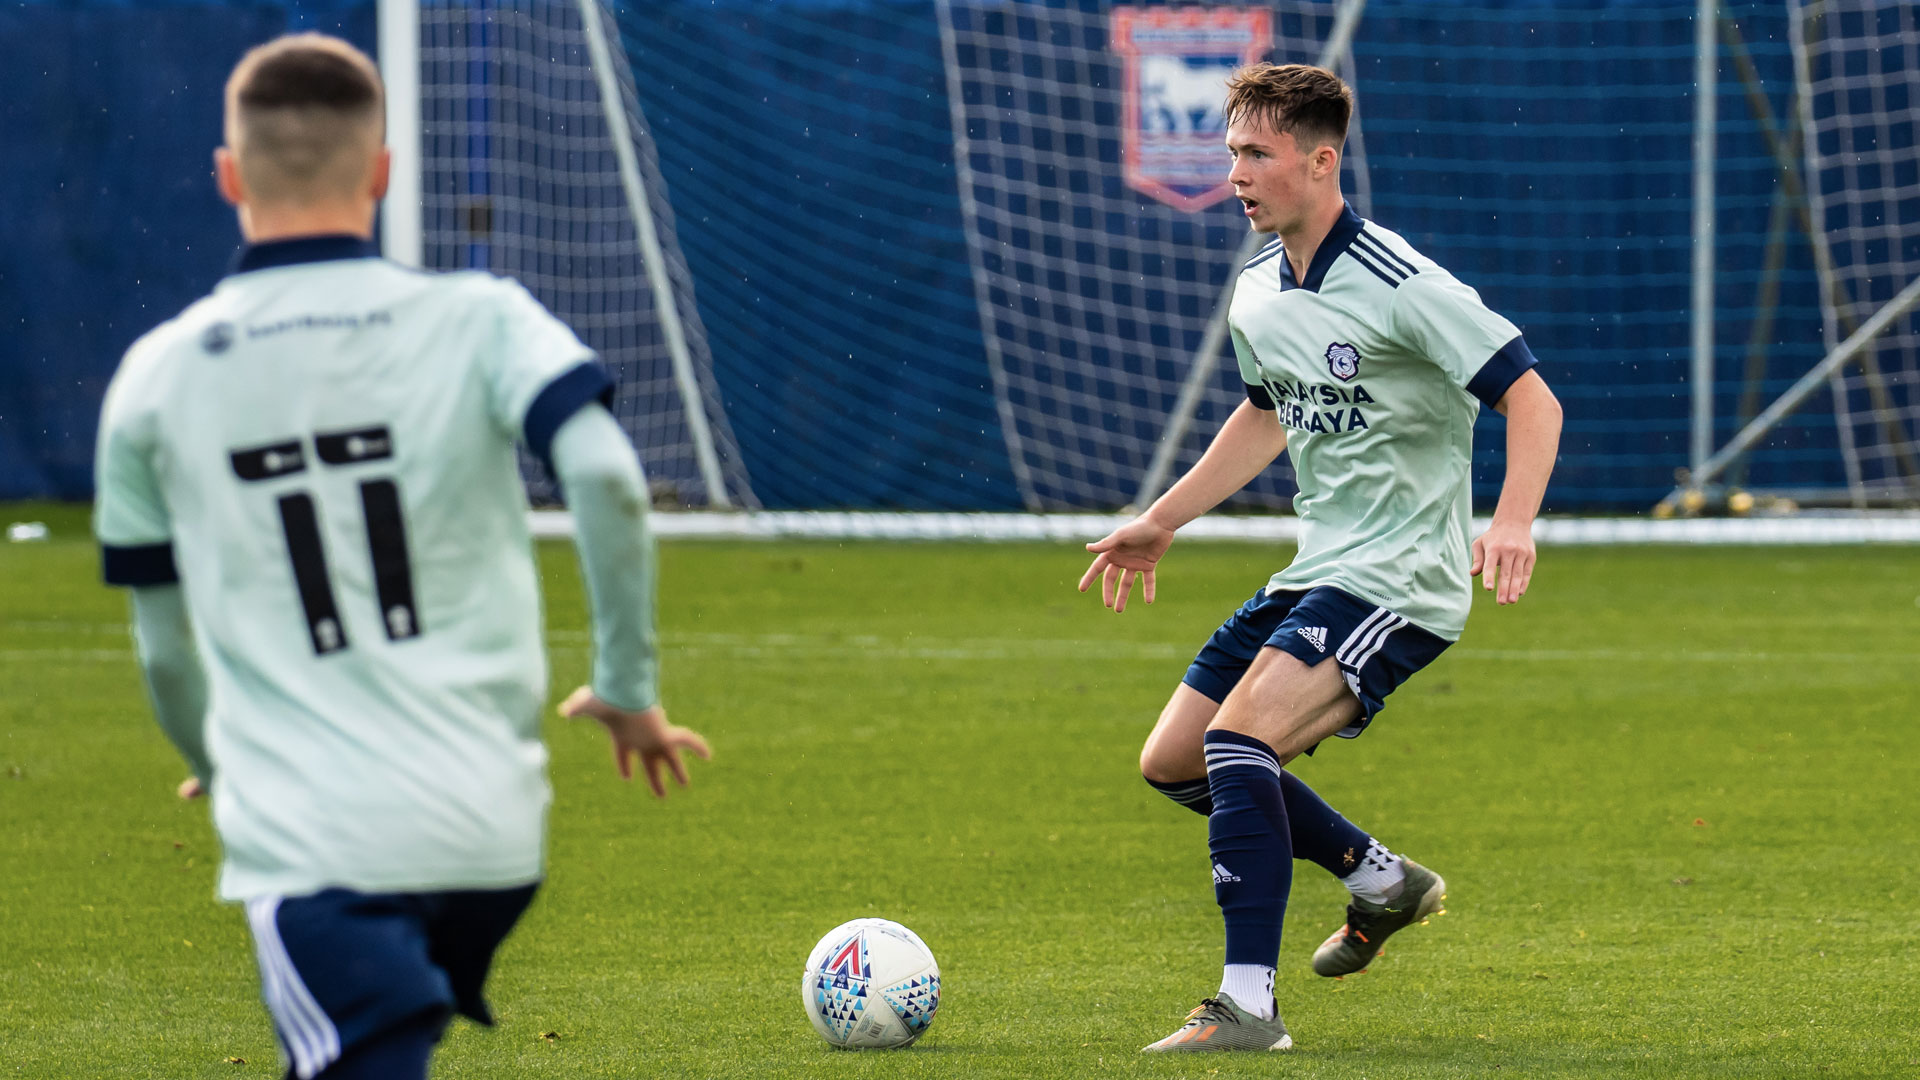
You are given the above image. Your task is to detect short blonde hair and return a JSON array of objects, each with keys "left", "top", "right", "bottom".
[
  {"left": 1224, "top": 63, "right": 1353, "bottom": 151},
  {"left": 224, "top": 33, "right": 384, "bottom": 204}
]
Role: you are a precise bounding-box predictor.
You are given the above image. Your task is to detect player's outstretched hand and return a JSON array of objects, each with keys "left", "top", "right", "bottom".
[
  {"left": 1079, "top": 516, "right": 1176, "bottom": 613},
  {"left": 1471, "top": 520, "right": 1536, "bottom": 606},
  {"left": 559, "top": 687, "right": 712, "bottom": 798}
]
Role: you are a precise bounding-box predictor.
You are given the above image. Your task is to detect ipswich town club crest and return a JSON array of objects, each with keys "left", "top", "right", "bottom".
[
  {"left": 1111, "top": 6, "right": 1272, "bottom": 212},
  {"left": 1326, "top": 342, "right": 1361, "bottom": 381}
]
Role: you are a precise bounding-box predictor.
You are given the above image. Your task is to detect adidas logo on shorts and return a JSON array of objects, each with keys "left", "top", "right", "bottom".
[
  {"left": 1213, "top": 862, "right": 1241, "bottom": 884},
  {"left": 1296, "top": 626, "right": 1328, "bottom": 653}
]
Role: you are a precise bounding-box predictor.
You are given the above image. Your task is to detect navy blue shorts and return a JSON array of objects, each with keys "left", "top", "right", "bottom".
[
  {"left": 1183, "top": 584, "right": 1451, "bottom": 738},
  {"left": 243, "top": 883, "right": 538, "bottom": 1079}
]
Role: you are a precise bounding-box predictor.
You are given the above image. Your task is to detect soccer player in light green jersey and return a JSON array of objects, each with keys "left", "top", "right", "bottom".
[
  {"left": 1079, "top": 63, "right": 1562, "bottom": 1052},
  {"left": 92, "top": 34, "right": 708, "bottom": 1079}
]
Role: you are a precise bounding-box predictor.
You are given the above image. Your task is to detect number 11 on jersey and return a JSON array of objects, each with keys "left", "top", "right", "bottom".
[{"left": 230, "top": 426, "right": 420, "bottom": 656}]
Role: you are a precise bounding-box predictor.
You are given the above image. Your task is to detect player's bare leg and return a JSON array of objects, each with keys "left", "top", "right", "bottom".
[
  {"left": 1139, "top": 683, "right": 1219, "bottom": 813},
  {"left": 1209, "top": 645, "right": 1357, "bottom": 765}
]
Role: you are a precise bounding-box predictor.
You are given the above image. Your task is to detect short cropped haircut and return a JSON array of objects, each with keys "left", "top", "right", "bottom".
[
  {"left": 224, "top": 34, "right": 385, "bottom": 204},
  {"left": 1224, "top": 63, "right": 1352, "bottom": 151}
]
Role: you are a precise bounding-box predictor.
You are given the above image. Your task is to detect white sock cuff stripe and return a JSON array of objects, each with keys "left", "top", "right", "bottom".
[{"left": 1205, "top": 752, "right": 1282, "bottom": 779}]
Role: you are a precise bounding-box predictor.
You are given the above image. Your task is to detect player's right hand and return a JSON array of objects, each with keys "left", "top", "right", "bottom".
[
  {"left": 1079, "top": 516, "right": 1176, "bottom": 613},
  {"left": 559, "top": 687, "right": 712, "bottom": 798}
]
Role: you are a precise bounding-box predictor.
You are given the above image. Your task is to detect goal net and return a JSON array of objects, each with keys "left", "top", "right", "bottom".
[
  {"left": 415, "top": 0, "right": 756, "bottom": 507},
  {"left": 394, "top": 0, "right": 1917, "bottom": 516},
  {"left": 1789, "top": 0, "right": 1920, "bottom": 503}
]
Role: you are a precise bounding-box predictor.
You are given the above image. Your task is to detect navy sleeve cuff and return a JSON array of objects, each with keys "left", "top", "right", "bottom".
[
  {"left": 102, "top": 542, "right": 180, "bottom": 586},
  {"left": 1465, "top": 335, "right": 1538, "bottom": 408},
  {"left": 1244, "top": 382, "right": 1276, "bottom": 410},
  {"left": 524, "top": 361, "right": 616, "bottom": 468}
]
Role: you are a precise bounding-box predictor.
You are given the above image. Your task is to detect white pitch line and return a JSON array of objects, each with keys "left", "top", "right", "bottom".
[
  {"left": 0, "top": 649, "right": 137, "bottom": 662},
  {"left": 4, "top": 636, "right": 1899, "bottom": 667}
]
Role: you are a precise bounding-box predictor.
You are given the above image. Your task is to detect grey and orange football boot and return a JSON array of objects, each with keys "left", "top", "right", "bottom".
[
  {"left": 1140, "top": 994, "right": 1293, "bottom": 1053},
  {"left": 1311, "top": 858, "right": 1447, "bottom": 977}
]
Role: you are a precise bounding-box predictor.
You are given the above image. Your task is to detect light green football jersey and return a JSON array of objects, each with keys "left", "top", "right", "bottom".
[
  {"left": 1229, "top": 205, "right": 1537, "bottom": 640},
  {"left": 94, "top": 237, "right": 610, "bottom": 901}
]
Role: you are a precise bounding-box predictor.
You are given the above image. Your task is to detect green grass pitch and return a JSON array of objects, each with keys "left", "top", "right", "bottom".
[{"left": 2, "top": 500, "right": 1917, "bottom": 1078}]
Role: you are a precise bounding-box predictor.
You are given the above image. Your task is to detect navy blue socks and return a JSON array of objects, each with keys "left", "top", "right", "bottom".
[
  {"left": 1277, "top": 770, "right": 1373, "bottom": 879},
  {"left": 1144, "top": 775, "right": 1213, "bottom": 815},
  {"left": 1149, "top": 765, "right": 1373, "bottom": 881},
  {"left": 1204, "top": 730, "right": 1291, "bottom": 971}
]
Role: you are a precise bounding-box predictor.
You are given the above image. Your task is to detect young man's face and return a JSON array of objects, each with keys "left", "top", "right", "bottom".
[{"left": 1225, "top": 116, "right": 1323, "bottom": 236}]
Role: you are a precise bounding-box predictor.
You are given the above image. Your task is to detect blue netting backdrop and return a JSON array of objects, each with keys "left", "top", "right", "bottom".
[
  {"left": 1353, "top": 1, "right": 1834, "bottom": 505},
  {"left": 1, "top": 0, "right": 1892, "bottom": 509}
]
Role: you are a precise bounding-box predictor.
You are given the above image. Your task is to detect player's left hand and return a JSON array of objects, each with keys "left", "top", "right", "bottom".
[
  {"left": 177, "top": 777, "right": 204, "bottom": 800},
  {"left": 1470, "top": 520, "right": 1536, "bottom": 606},
  {"left": 559, "top": 687, "right": 712, "bottom": 798}
]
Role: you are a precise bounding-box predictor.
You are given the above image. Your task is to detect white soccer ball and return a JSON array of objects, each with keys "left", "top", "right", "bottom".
[{"left": 800, "top": 918, "right": 941, "bottom": 1049}]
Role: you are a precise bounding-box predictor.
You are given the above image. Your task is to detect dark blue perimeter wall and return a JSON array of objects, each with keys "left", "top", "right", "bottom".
[
  {"left": 1, "top": 0, "right": 1841, "bottom": 509},
  {"left": 1, "top": 0, "right": 378, "bottom": 502}
]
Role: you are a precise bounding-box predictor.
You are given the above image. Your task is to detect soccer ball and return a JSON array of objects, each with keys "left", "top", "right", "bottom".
[{"left": 800, "top": 918, "right": 941, "bottom": 1048}]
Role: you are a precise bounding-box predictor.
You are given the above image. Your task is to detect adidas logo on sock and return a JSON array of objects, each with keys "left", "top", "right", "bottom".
[
  {"left": 1212, "top": 862, "right": 1241, "bottom": 884},
  {"left": 1296, "top": 626, "right": 1328, "bottom": 652}
]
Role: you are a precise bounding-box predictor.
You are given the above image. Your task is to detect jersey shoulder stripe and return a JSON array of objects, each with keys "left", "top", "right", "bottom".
[
  {"left": 1345, "top": 231, "right": 1418, "bottom": 289},
  {"left": 1354, "top": 230, "right": 1419, "bottom": 277},
  {"left": 1244, "top": 238, "right": 1283, "bottom": 272}
]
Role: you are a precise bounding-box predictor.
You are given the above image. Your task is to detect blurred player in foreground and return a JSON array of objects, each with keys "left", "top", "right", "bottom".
[
  {"left": 93, "top": 33, "right": 708, "bottom": 1079},
  {"left": 1080, "top": 63, "right": 1562, "bottom": 1052}
]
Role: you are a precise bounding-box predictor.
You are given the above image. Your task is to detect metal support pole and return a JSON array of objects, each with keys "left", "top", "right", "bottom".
[
  {"left": 1787, "top": 0, "right": 1868, "bottom": 505},
  {"left": 1666, "top": 272, "right": 1920, "bottom": 496},
  {"left": 1131, "top": 0, "right": 1368, "bottom": 511},
  {"left": 1689, "top": 0, "right": 1717, "bottom": 476}
]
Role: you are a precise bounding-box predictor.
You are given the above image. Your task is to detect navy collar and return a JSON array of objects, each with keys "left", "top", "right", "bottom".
[
  {"left": 228, "top": 234, "right": 378, "bottom": 277},
  {"left": 1278, "top": 202, "right": 1365, "bottom": 293}
]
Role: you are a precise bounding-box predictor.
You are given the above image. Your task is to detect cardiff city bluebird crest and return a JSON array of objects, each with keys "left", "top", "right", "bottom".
[
  {"left": 1111, "top": 6, "right": 1272, "bottom": 213},
  {"left": 1326, "top": 342, "right": 1361, "bottom": 381}
]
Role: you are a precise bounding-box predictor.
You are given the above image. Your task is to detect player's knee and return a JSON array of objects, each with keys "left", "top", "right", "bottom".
[
  {"left": 1141, "top": 720, "right": 1212, "bottom": 782},
  {"left": 1139, "top": 743, "right": 1185, "bottom": 784}
]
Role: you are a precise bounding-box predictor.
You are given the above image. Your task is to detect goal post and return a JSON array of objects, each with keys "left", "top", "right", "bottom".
[{"left": 377, "top": 0, "right": 423, "bottom": 270}]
